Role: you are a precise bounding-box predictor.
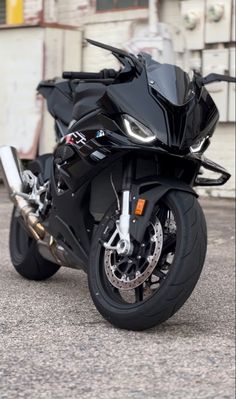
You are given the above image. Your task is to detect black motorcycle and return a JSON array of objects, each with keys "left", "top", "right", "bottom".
[{"left": 0, "top": 39, "right": 235, "bottom": 330}]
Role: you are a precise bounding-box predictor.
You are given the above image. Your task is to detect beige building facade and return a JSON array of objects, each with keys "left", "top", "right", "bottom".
[{"left": 0, "top": 0, "right": 235, "bottom": 196}]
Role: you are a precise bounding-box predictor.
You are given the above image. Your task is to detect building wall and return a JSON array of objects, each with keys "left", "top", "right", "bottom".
[
  {"left": 44, "top": 0, "right": 89, "bottom": 24},
  {"left": 24, "top": 0, "right": 42, "bottom": 24},
  {"left": 0, "top": 0, "right": 235, "bottom": 197},
  {"left": 0, "top": 27, "right": 44, "bottom": 159},
  {"left": 196, "top": 124, "right": 235, "bottom": 198}
]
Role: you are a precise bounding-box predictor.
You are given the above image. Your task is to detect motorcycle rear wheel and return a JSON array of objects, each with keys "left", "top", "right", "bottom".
[
  {"left": 9, "top": 208, "right": 60, "bottom": 281},
  {"left": 88, "top": 190, "right": 207, "bottom": 331}
]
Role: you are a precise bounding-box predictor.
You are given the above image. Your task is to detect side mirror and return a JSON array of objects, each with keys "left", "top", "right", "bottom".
[{"left": 196, "top": 73, "right": 236, "bottom": 86}]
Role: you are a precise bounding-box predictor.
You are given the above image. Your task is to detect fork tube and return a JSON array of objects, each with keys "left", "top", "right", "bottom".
[
  {"left": 117, "top": 156, "right": 136, "bottom": 246},
  {"left": 122, "top": 155, "right": 135, "bottom": 191}
]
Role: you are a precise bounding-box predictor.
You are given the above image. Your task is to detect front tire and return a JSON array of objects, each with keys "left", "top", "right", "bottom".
[
  {"left": 9, "top": 208, "right": 60, "bottom": 281},
  {"left": 88, "top": 190, "right": 207, "bottom": 331}
]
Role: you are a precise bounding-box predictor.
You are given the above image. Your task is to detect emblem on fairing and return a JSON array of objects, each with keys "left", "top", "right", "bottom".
[
  {"left": 96, "top": 130, "right": 105, "bottom": 138},
  {"left": 64, "top": 131, "right": 87, "bottom": 146}
]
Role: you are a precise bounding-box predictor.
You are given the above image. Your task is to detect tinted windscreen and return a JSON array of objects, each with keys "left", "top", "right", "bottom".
[{"left": 145, "top": 58, "right": 194, "bottom": 106}]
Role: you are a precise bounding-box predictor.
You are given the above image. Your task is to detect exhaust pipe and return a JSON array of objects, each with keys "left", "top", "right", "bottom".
[{"left": 0, "top": 146, "right": 45, "bottom": 241}]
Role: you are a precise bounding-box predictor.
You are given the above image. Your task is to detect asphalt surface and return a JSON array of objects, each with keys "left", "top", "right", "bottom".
[{"left": 0, "top": 186, "right": 235, "bottom": 399}]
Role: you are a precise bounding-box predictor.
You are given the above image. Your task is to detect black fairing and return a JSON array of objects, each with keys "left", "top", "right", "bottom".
[
  {"left": 103, "top": 68, "right": 219, "bottom": 151},
  {"left": 72, "top": 83, "right": 107, "bottom": 121},
  {"left": 70, "top": 67, "right": 219, "bottom": 153},
  {"left": 149, "top": 85, "right": 219, "bottom": 150},
  {"left": 37, "top": 79, "right": 74, "bottom": 125}
]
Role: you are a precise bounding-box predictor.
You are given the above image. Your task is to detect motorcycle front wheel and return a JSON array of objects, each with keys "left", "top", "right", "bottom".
[{"left": 88, "top": 190, "right": 207, "bottom": 331}]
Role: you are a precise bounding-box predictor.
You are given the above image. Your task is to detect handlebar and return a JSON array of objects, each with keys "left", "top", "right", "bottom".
[{"left": 62, "top": 69, "right": 117, "bottom": 80}]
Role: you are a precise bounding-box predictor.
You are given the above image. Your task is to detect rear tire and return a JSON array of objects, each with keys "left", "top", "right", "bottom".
[
  {"left": 88, "top": 190, "right": 207, "bottom": 330},
  {"left": 9, "top": 208, "right": 60, "bottom": 281}
]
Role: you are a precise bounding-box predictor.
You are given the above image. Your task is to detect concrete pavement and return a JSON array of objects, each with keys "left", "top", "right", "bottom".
[{"left": 0, "top": 186, "right": 235, "bottom": 399}]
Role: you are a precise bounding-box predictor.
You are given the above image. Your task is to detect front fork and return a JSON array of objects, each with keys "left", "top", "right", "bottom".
[{"left": 103, "top": 156, "right": 134, "bottom": 255}]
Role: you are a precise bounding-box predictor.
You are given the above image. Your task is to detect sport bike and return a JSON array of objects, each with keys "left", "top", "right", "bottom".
[{"left": 0, "top": 39, "right": 235, "bottom": 330}]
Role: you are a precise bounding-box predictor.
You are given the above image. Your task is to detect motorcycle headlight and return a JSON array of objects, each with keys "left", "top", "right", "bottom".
[
  {"left": 190, "top": 137, "right": 209, "bottom": 153},
  {"left": 123, "top": 115, "right": 156, "bottom": 143}
]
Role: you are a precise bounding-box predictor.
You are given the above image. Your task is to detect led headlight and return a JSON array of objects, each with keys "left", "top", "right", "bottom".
[
  {"left": 190, "top": 137, "right": 209, "bottom": 153},
  {"left": 123, "top": 115, "right": 156, "bottom": 143}
]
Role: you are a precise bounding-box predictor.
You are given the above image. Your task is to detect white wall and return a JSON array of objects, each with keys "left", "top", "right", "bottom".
[
  {"left": 0, "top": 28, "right": 44, "bottom": 159},
  {"left": 196, "top": 123, "right": 235, "bottom": 198}
]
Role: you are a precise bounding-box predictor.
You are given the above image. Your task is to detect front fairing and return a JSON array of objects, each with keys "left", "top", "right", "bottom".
[
  {"left": 145, "top": 58, "right": 195, "bottom": 106},
  {"left": 101, "top": 63, "right": 219, "bottom": 153},
  {"left": 150, "top": 85, "right": 219, "bottom": 151},
  {"left": 103, "top": 69, "right": 169, "bottom": 145}
]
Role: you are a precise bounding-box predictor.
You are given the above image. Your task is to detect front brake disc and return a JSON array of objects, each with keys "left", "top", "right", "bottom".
[{"left": 104, "top": 217, "right": 163, "bottom": 290}]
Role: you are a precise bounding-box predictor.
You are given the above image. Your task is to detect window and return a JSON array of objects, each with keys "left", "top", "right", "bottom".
[
  {"left": 0, "top": 0, "right": 6, "bottom": 24},
  {"left": 96, "top": 0, "right": 148, "bottom": 12}
]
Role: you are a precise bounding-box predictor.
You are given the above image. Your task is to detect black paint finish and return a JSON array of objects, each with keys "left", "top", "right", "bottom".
[{"left": 36, "top": 39, "right": 231, "bottom": 270}]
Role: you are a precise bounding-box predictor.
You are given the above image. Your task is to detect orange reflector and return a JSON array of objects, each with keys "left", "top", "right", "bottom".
[{"left": 135, "top": 199, "right": 146, "bottom": 216}]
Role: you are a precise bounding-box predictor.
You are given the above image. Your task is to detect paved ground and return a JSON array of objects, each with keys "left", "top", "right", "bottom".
[{"left": 0, "top": 186, "right": 235, "bottom": 399}]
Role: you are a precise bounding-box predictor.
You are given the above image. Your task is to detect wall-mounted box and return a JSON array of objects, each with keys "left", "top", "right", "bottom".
[
  {"left": 203, "top": 49, "right": 229, "bottom": 122},
  {"left": 180, "top": 0, "right": 205, "bottom": 50},
  {"left": 205, "top": 0, "right": 232, "bottom": 43},
  {"left": 228, "top": 48, "right": 235, "bottom": 122}
]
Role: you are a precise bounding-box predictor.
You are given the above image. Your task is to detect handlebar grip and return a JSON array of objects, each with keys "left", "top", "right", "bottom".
[
  {"left": 62, "top": 69, "right": 118, "bottom": 80},
  {"left": 62, "top": 71, "right": 102, "bottom": 79}
]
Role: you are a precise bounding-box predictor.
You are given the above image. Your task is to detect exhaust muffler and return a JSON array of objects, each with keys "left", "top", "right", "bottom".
[{"left": 0, "top": 146, "right": 45, "bottom": 241}]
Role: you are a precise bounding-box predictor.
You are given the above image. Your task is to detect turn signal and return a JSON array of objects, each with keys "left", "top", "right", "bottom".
[{"left": 135, "top": 199, "right": 146, "bottom": 216}]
